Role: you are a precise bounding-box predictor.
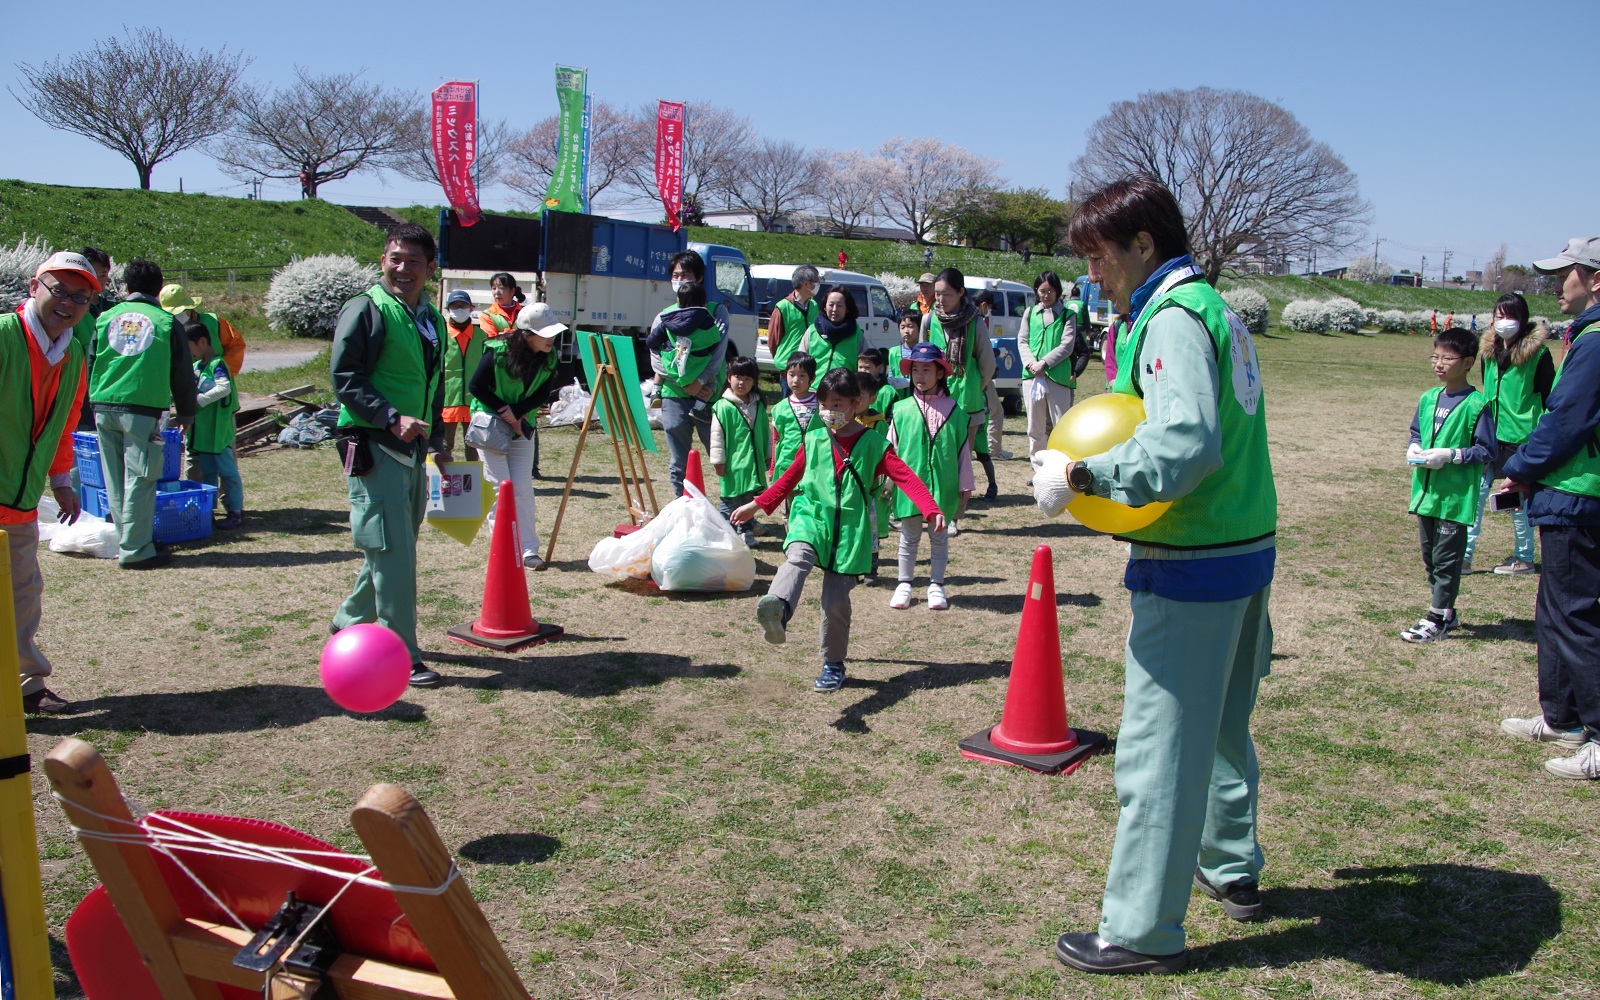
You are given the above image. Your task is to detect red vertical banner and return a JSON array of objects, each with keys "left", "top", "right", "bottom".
[
  {"left": 432, "top": 82, "right": 480, "bottom": 226},
  {"left": 655, "top": 100, "right": 684, "bottom": 231}
]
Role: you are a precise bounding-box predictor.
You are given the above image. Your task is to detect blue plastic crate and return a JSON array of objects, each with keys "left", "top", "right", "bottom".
[
  {"left": 153, "top": 480, "right": 219, "bottom": 543},
  {"left": 78, "top": 483, "right": 110, "bottom": 519},
  {"left": 72, "top": 427, "right": 184, "bottom": 486}
]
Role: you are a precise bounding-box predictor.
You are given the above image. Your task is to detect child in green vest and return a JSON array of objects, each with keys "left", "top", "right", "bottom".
[
  {"left": 1402, "top": 327, "right": 1497, "bottom": 642},
  {"left": 711, "top": 356, "right": 768, "bottom": 546},
  {"left": 770, "top": 352, "right": 819, "bottom": 480},
  {"left": 886, "top": 343, "right": 970, "bottom": 611},
  {"left": 857, "top": 348, "right": 906, "bottom": 582},
  {"left": 732, "top": 368, "right": 945, "bottom": 692},
  {"left": 185, "top": 326, "right": 243, "bottom": 529},
  {"left": 887, "top": 312, "right": 919, "bottom": 375}
]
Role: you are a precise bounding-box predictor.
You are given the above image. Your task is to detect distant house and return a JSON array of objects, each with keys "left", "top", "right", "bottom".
[{"left": 1390, "top": 274, "right": 1422, "bottom": 287}]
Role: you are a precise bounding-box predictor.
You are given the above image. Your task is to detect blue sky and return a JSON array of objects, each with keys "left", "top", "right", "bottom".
[{"left": 5, "top": 0, "right": 1586, "bottom": 272}]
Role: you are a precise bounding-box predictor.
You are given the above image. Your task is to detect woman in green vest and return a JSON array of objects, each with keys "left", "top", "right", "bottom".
[
  {"left": 1020, "top": 271, "right": 1083, "bottom": 457},
  {"left": 803, "top": 287, "right": 862, "bottom": 379},
  {"left": 1464, "top": 293, "right": 1553, "bottom": 575},
  {"left": 184, "top": 325, "right": 243, "bottom": 528},
  {"left": 920, "top": 268, "right": 995, "bottom": 530},
  {"left": 469, "top": 302, "right": 564, "bottom": 569}
]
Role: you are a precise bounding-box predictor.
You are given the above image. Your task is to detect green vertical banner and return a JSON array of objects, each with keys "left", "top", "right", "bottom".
[{"left": 544, "top": 65, "right": 588, "bottom": 212}]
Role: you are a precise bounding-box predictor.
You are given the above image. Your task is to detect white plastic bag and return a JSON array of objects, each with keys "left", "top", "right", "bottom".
[
  {"left": 649, "top": 482, "right": 755, "bottom": 592},
  {"left": 47, "top": 513, "right": 119, "bottom": 559},
  {"left": 35, "top": 493, "right": 62, "bottom": 540},
  {"left": 587, "top": 518, "right": 666, "bottom": 580},
  {"left": 641, "top": 379, "right": 664, "bottom": 428},
  {"left": 546, "top": 378, "right": 593, "bottom": 427}
]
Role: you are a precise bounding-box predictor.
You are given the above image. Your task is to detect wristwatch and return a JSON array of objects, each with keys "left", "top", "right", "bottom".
[{"left": 1068, "top": 463, "right": 1094, "bottom": 494}]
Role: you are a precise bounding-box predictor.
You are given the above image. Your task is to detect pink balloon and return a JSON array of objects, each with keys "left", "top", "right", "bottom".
[{"left": 319, "top": 624, "right": 412, "bottom": 712}]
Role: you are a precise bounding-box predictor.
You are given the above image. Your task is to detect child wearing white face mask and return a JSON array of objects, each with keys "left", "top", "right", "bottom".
[{"left": 440, "top": 290, "right": 488, "bottom": 460}]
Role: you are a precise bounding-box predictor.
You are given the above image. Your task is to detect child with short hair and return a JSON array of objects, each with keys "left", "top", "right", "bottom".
[
  {"left": 889, "top": 312, "right": 920, "bottom": 374},
  {"left": 733, "top": 368, "right": 945, "bottom": 691},
  {"left": 771, "top": 351, "right": 819, "bottom": 478},
  {"left": 887, "top": 343, "right": 971, "bottom": 611},
  {"left": 1402, "top": 327, "right": 1497, "bottom": 642},
  {"left": 711, "top": 356, "right": 768, "bottom": 546},
  {"left": 185, "top": 325, "right": 243, "bottom": 529},
  {"left": 857, "top": 347, "right": 908, "bottom": 418}
]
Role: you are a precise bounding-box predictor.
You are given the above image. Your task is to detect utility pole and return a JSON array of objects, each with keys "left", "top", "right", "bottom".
[
  {"left": 1373, "top": 235, "right": 1381, "bottom": 282},
  {"left": 1421, "top": 256, "right": 1427, "bottom": 287},
  {"left": 1441, "top": 249, "right": 1453, "bottom": 285}
]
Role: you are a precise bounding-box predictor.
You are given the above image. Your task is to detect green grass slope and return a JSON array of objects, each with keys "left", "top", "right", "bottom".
[{"left": 0, "top": 180, "right": 388, "bottom": 270}]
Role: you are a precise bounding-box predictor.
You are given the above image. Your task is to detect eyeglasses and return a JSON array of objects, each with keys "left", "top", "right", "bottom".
[
  {"left": 38, "top": 274, "right": 93, "bottom": 306},
  {"left": 1430, "top": 354, "right": 1463, "bottom": 364}
]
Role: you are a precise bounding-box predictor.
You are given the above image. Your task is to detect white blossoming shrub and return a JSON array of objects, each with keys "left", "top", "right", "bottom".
[
  {"left": 875, "top": 271, "right": 919, "bottom": 310},
  {"left": 0, "top": 236, "right": 52, "bottom": 311},
  {"left": 1321, "top": 298, "right": 1364, "bottom": 334},
  {"left": 1221, "top": 287, "right": 1270, "bottom": 335},
  {"left": 265, "top": 255, "right": 379, "bottom": 339},
  {"left": 1283, "top": 299, "right": 1330, "bottom": 333},
  {"left": 1378, "top": 309, "right": 1410, "bottom": 333}
]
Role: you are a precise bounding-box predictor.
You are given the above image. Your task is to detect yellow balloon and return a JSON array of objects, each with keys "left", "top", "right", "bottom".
[{"left": 1047, "top": 393, "right": 1171, "bottom": 533}]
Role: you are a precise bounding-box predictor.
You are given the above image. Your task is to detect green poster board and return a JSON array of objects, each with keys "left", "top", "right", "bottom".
[{"left": 576, "top": 332, "right": 659, "bottom": 453}]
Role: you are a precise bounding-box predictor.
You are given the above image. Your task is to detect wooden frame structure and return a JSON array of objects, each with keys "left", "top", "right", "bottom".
[
  {"left": 46, "top": 737, "right": 529, "bottom": 1000},
  {"left": 542, "top": 333, "right": 660, "bottom": 564}
]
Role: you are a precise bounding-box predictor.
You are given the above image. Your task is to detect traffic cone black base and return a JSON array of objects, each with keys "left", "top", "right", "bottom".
[
  {"left": 959, "top": 725, "right": 1107, "bottom": 776},
  {"left": 447, "top": 621, "right": 565, "bottom": 652}
]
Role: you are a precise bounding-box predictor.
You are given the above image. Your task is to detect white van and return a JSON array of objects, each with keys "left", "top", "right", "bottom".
[
  {"left": 751, "top": 266, "right": 900, "bottom": 369},
  {"left": 965, "top": 276, "right": 1036, "bottom": 414}
]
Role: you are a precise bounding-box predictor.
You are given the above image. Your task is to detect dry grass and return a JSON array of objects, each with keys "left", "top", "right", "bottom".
[{"left": 24, "top": 327, "right": 1600, "bottom": 999}]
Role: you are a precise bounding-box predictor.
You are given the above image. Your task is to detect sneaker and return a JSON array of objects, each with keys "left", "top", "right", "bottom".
[
  {"left": 948, "top": 521, "right": 960, "bottom": 537},
  {"left": 814, "top": 662, "right": 846, "bottom": 692},
  {"left": 742, "top": 530, "right": 757, "bottom": 548},
  {"left": 1544, "top": 740, "right": 1600, "bottom": 779},
  {"left": 121, "top": 552, "right": 172, "bottom": 570},
  {"left": 22, "top": 688, "right": 71, "bottom": 715},
  {"left": 408, "top": 664, "right": 442, "bottom": 688},
  {"left": 1493, "top": 557, "right": 1537, "bottom": 575},
  {"left": 926, "top": 583, "right": 949, "bottom": 610},
  {"left": 890, "top": 582, "right": 913, "bottom": 609},
  {"left": 1460, "top": 558, "right": 1474, "bottom": 575},
  {"left": 888, "top": 518, "right": 902, "bottom": 532},
  {"left": 523, "top": 554, "right": 546, "bottom": 569},
  {"left": 215, "top": 511, "right": 244, "bottom": 530},
  {"left": 983, "top": 484, "right": 998, "bottom": 502},
  {"left": 995, "top": 449, "right": 1015, "bottom": 461},
  {"left": 1193, "top": 868, "right": 1264, "bottom": 921},
  {"left": 757, "top": 594, "right": 787, "bottom": 645},
  {"left": 860, "top": 573, "right": 878, "bottom": 586},
  {"left": 1399, "top": 610, "right": 1456, "bottom": 643},
  {"left": 1500, "top": 716, "right": 1589, "bottom": 750}
]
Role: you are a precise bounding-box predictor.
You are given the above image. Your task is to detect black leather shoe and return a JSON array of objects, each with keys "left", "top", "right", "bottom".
[
  {"left": 1054, "top": 932, "right": 1186, "bottom": 975},
  {"left": 1194, "top": 868, "right": 1264, "bottom": 921},
  {"left": 329, "top": 621, "right": 343, "bottom": 636},
  {"left": 22, "top": 688, "right": 71, "bottom": 715},
  {"left": 121, "top": 552, "right": 172, "bottom": 570},
  {"left": 408, "top": 664, "right": 442, "bottom": 688}
]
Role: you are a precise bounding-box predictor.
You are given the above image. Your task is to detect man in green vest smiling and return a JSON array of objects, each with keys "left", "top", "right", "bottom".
[
  {"left": 91, "top": 258, "right": 198, "bottom": 569},
  {"left": 1038, "top": 177, "right": 1277, "bottom": 975},
  {"left": 329, "top": 223, "right": 451, "bottom": 688}
]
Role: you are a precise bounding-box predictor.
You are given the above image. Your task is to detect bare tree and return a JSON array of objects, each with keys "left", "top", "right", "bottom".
[
  {"left": 1484, "top": 244, "right": 1507, "bottom": 292},
  {"left": 616, "top": 102, "right": 755, "bottom": 224},
  {"left": 814, "top": 150, "right": 881, "bottom": 237},
  {"left": 727, "top": 139, "right": 825, "bottom": 231},
  {"left": 12, "top": 28, "right": 246, "bottom": 189},
  {"left": 390, "top": 116, "right": 513, "bottom": 189},
  {"left": 1072, "top": 87, "right": 1369, "bottom": 284},
  {"left": 1344, "top": 255, "right": 1386, "bottom": 283},
  {"left": 212, "top": 68, "right": 422, "bottom": 199},
  {"left": 871, "top": 137, "right": 1001, "bottom": 243},
  {"left": 500, "top": 100, "right": 634, "bottom": 210}
]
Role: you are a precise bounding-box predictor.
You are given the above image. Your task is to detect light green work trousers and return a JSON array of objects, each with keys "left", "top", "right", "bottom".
[
  {"left": 95, "top": 410, "right": 162, "bottom": 565},
  {"left": 1099, "top": 585, "right": 1272, "bottom": 956},
  {"left": 332, "top": 443, "right": 428, "bottom": 663}
]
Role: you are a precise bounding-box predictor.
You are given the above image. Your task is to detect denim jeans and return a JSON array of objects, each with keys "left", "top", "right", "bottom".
[
  {"left": 660, "top": 395, "right": 712, "bottom": 497},
  {"left": 1466, "top": 465, "right": 1536, "bottom": 564}
]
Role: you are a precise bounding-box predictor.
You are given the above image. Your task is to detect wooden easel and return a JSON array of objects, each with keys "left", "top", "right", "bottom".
[
  {"left": 543, "top": 333, "right": 660, "bottom": 564},
  {"left": 46, "top": 738, "right": 529, "bottom": 1000}
]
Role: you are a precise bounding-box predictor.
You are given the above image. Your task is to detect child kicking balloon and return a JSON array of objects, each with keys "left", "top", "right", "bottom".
[{"left": 731, "top": 369, "right": 945, "bottom": 692}]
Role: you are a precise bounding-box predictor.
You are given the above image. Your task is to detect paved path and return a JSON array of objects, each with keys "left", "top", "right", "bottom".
[{"left": 239, "top": 350, "right": 322, "bottom": 373}]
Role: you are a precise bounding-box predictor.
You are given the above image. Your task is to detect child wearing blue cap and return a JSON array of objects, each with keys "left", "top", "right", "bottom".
[{"left": 886, "top": 342, "right": 971, "bottom": 610}]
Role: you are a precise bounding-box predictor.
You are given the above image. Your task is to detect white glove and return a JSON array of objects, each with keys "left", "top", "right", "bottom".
[
  {"left": 1421, "top": 447, "right": 1452, "bottom": 470},
  {"left": 1032, "top": 450, "right": 1072, "bottom": 517},
  {"left": 1406, "top": 442, "right": 1424, "bottom": 464}
]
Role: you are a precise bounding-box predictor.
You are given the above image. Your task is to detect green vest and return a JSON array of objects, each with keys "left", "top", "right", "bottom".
[
  {"left": 1537, "top": 320, "right": 1600, "bottom": 499},
  {"left": 91, "top": 300, "right": 177, "bottom": 409},
  {"left": 771, "top": 297, "right": 817, "bottom": 368},
  {"left": 656, "top": 305, "right": 724, "bottom": 400},
  {"left": 337, "top": 285, "right": 444, "bottom": 431},
  {"left": 889, "top": 395, "right": 963, "bottom": 519},
  {"left": 873, "top": 381, "right": 907, "bottom": 417},
  {"left": 441, "top": 321, "right": 488, "bottom": 410},
  {"left": 0, "top": 313, "right": 85, "bottom": 513},
  {"left": 468, "top": 340, "right": 557, "bottom": 417},
  {"left": 771, "top": 396, "right": 816, "bottom": 478},
  {"left": 785, "top": 422, "right": 889, "bottom": 575},
  {"left": 1024, "top": 302, "right": 1083, "bottom": 388},
  {"left": 189, "top": 356, "right": 239, "bottom": 453},
  {"left": 1109, "top": 272, "right": 1277, "bottom": 548},
  {"left": 802, "top": 322, "right": 861, "bottom": 379},
  {"left": 926, "top": 314, "right": 984, "bottom": 414},
  {"left": 887, "top": 345, "right": 908, "bottom": 375},
  {"left": 1409, "top": 387, "right": 1489, "bottom": 524},
  {"left": 712, "top": 395, "right": 770, "bottom": 497},
  {"left": 1482, "top": 340, "right": 1548, "bottom": 446}
]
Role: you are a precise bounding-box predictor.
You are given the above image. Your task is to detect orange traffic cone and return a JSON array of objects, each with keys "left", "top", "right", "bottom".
[
  {"left": 684, "top": 448, "right": 705, "bottom": 495},
  {"left": 959, "top": 545, "right": 1106, "bottom": 775},
  {"left": 448, "top": 480, "right": 564, "bottom": 651}
]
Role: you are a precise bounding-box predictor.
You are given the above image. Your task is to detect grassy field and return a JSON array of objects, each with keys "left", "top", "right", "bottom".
[{"left": 22, "top": 325, "right": 1597, "bottom": 998}]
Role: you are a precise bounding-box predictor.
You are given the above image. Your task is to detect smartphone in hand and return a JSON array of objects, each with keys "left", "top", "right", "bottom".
[{"left": 1490, "top": 491, "right": 1523, "bottom": 512}]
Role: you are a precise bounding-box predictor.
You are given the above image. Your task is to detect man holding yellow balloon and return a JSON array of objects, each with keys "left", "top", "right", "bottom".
[{"left": 1035, "top": 177, "right": 1277, "bottom": 976}]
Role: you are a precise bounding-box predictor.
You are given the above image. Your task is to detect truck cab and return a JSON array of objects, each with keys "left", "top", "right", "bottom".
[{"left": 687, "top": 242, "right": 758, "bottom": 363}]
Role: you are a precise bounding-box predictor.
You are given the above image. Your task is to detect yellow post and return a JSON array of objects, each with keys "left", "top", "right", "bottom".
[{"left": 0, "top": 528, "right": 55, "bottom": 997}]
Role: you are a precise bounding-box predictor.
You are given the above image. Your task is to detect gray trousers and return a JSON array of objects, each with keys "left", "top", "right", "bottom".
[
  {"left": 7, "top": 521, "right": 51, "bottom": 696},
  {"left": 897, "top": 516, "right": 948, "bottom": 585},
  {"left": 769, "top": 541, "right": 856, "bottom": 663}
]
